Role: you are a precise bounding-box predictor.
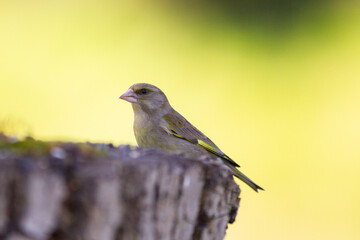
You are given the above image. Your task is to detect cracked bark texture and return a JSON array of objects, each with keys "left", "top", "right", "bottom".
[{"left": 0, "top": 139, "right": 240, "bottom": 240}]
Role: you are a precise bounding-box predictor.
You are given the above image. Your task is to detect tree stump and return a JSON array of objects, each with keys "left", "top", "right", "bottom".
[{"left": 0, "top": 135, "right": 240, "bottom": 240}]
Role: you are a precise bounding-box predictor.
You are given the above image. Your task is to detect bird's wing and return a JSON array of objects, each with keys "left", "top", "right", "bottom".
[{"left": 162, "top": 110, "right": 240, "bottom": 168}]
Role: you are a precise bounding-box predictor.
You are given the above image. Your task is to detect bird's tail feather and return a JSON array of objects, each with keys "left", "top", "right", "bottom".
[{"left": 224, "top": 163, "right": 264, "bottom": 192}]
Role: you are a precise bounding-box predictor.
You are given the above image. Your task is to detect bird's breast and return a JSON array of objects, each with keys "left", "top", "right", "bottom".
[
  {"left": 133, "top": 117, "right": 185, "bottom": 155},
  {"left": 133, "top": 114, "right": 151, "bottom": 146}
]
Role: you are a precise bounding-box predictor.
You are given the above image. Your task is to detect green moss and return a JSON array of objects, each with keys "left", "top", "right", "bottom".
[
  {"left": 0, "top": 136, "right": 50, "bottom": 156},
  {"left": 0, "top": 133, "right": 108, "bottom": 158}
]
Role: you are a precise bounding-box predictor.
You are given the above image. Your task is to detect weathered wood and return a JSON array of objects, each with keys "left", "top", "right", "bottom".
[{"left": 0, "top": 137, "right": 240, "bottom": 240}]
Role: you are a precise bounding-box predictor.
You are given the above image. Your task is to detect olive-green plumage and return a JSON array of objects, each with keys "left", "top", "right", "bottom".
[{"left": 120, "top": 83, "right": 264, "bottom": 192}]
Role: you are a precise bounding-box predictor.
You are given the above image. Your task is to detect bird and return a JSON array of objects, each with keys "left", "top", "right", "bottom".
[{"left": 119, "top": 83, "right": 264, "bottom": 192}]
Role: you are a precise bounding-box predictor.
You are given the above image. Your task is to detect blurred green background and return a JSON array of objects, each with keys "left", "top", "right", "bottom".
[{"left": 1, "top": 0, "right": 359, "bottom": 239}]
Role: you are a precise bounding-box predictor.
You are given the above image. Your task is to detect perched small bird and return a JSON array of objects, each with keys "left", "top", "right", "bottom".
[{"left": 120, "top": 83, "right": 264, "bottom": 192}]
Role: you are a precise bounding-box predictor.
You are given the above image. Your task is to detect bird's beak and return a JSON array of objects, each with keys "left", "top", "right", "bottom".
[{"left": 119, "top": 89, "right": 138, "bottom": 103}]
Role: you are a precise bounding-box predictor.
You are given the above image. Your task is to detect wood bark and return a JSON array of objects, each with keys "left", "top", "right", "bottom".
[{"left": 0, "top": 140, "right": 240, "bottom": 240}]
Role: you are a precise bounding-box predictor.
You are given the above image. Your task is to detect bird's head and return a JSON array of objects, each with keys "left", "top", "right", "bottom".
[{"left": 119, "top": 83, "right": 170, "bottom": 114}]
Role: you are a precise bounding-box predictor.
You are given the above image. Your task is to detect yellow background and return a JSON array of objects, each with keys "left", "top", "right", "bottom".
[{"left": 1, "top": 1, "right": 359, "bottom": 239}]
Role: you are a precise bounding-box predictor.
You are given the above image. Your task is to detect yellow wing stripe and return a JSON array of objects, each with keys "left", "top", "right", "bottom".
[
  {"left": 170, "top": 130, "right": 197, "bottom": 144},
  {"left": 170, "top": 131, "right": 240, "bottom": 167},
  {"left": 198, "top": 140, "right": 240, "bottom": 167},
  {"left": 198, "top": 139, "right": 218, "bottom": 153}
]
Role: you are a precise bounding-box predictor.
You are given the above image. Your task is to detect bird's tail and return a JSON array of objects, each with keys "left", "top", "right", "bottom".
[{"left": 224, "top": 163, "right": 264, "bottom": 192}]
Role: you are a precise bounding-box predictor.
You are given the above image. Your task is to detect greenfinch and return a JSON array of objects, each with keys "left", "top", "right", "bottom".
[{"left": 120, "top": 83, "right": 263, "bottom": 192}]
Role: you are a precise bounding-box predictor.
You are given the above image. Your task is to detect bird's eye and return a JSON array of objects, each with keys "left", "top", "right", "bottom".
[{"left": 139, "top": 88, "right": 148, "bottom": 95}]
